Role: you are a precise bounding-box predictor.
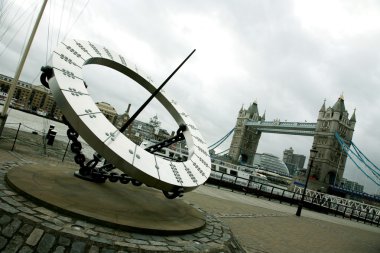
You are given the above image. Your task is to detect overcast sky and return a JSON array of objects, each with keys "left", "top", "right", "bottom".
[{"left": 1, "top": 0, "right": 379, "bottom": 194}]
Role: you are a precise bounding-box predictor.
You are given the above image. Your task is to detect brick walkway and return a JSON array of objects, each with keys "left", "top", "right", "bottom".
[{"left": 185, "top": 187, "right": 380, "bottom": 253}]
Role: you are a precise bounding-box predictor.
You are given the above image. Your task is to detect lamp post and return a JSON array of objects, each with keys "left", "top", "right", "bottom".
[{"left": 296, "top": 147, "right": 318, "bottom": 217}]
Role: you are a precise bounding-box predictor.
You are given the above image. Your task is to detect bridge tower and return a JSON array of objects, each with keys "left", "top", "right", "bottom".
[
  {"left": 228, "top": 101, "right": 264, "bottom": 164},
  {"left": 310, "top": 95, "right": 356, "bottom": 188}
]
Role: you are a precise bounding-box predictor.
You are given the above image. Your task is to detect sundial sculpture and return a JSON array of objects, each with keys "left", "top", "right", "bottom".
[{"left": 40, "top": 40, "right": 211, "bottom": 199}]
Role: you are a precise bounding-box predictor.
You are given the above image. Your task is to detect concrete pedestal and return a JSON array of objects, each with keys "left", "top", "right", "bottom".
[{"left": 5, "top": 164, "right": 205, "bottom": 235}]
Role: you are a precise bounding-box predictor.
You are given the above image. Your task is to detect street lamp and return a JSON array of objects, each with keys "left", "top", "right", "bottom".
[{"left": 296, "top": 147, "right": 318, "bottom": 217}]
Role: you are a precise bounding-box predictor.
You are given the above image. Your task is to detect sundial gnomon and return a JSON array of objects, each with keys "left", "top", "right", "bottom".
[{"left": 40, "top": 40, "right": 211, "bottom": 199}]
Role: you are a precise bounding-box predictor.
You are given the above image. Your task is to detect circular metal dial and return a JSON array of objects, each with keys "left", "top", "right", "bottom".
[{"left": 49, "top": 40, "right": 211, "bottom": 192}]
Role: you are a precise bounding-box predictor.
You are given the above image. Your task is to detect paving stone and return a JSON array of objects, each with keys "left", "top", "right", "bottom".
[
  {"left": 98, "top": 232, "right": 123, "bottom": 241},
  {"left": 58, "top": 236, "right": 71, "bottom": 246},
  {"left": 130, "top": 233, "right": 152, "bottom": 241},
  {"left": 0, "top": 201, "right": 19, "bottom": 213},
  {"left": 182, "top": 245, "right": 199, "bottom": 252},
  {"left": 149, "top": 240, "right": 168, "bottom": 246},
  {"left": 199, "top": 237, "right": 211, "bottom": 243},
  {"left": 221, "top": 234, "right": 231, "bottom": 241},
  {"left": 57, "top": 216, "right": 72, "bottom": 223},
  {"left": 34, "top": 207, "right": 58, "bottom": 217},
  {"left": 18, "top": 212, "right": 42, "bottom": 223},
  {"left": 0, "top": 214, "right": 11, "bottom": 225},
  {"left": 74, "top": 220, "right": 95, "bottom": 229},
  {"left": 54, "top": 245, "right": 65, "bottom": 253},
  {"left": 139, "top": 244, "right": 169, "bottom": 251},
  {"left": 3, "top": 234, "right": 23, "bottom": 253},
  {"left": 26, "top": 228, "right": 44, "bottom": 246},
  {"left": 125, "top": 238, "right": 149, "bottom": 245},
  {"left": 2, "top": 218, "right": 22, "bottom": 238},
  {"left": 149, "top": 235, "right": 168, "bottom": 242},
  {"left": 11, "top": 195, "right": 27, "bottom": 202},
  {"left": 114, "top": 241, "right": 137, "bottom": 248},
  {"left": 167, "top": 245, "right": 184, "bottom": 252},
  {"left": 70, "top": 241, "right": 86, "bottom": 253},
  {"left": 85, "top": 229, "right": 98, "bottom": 236},
  {"left": 62, "top": 228, "right": 88, "bottom": 238},
  {"left": 17, "top": 206, "right": 36, "bottom": 214},
  {"left": 1, "top": 196, "right": 23, "bottom": 207},
  {"left": 19, "top": 224, "right": 34, "bottom": 235},
  {"left": 90, "top": 236, "right": 113, "bottom": 245},
  {"left": 0, "top": 235, "right": 7, "bottom": 249},
  {"left": 179, "top": 234, "right": 196, "bottom": 241},
  {"left": 36, "top": 215, "right": 65, "bottom": 226},
  {"left": 114, "top": 230, "right": 131, "bottom": 238},
  {"left": 18, "top": 245, "right": 34, "bottom": 253},
  {"left": 23, "top": 202, "right": 37, "bottom": 208},
  {"left": 94, "top": 226, "right": 115, "bottom": 234},
  {"left": 36, "top": 233, "right": 56, "bottom": 253},
  {"left": 3, "top": 190, "right": 16, "bottom": 196},
  {"left": 88, "top": 245, "right": 99, "bottom": 253},
  {"left": 42, "top": 221, "right": 62, "bottom": 231}
]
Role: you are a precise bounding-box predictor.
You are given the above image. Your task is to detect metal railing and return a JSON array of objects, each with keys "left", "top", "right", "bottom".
[
  {"left": 0, "top": 122, "right": 94, "bottom": 162},
  {"left": 206, "top": 170, "right": 380, "bottom": 227}
]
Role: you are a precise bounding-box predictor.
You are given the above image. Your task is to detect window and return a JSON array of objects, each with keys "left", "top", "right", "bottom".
[
  {"left": 230, "top": 170, "right": 237, "bottom": 176},
  {"left": 219, "top": 167, "right": 227, "bottom": 173}
]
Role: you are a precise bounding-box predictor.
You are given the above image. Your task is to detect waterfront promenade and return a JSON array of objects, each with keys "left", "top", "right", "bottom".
[{"left": 0, "top": 129, "right": 379, "bottom": 253}]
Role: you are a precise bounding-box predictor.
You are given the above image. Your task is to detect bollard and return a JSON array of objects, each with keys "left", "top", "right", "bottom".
[{"left": 46, "top": 130, "right": 57, "bottom": 145}]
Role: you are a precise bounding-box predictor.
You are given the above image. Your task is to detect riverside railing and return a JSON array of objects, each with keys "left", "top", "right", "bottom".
[
  {"left": 206, "top": 170, "right": 380, "bottom": 227},
  {"left": 0, "top": 122, "right": 94, "bottom": 162}
]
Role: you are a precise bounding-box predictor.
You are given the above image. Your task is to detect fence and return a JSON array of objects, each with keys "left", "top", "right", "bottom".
[{"left": 206, "top": 170, "right": 380, "bottom": 227}]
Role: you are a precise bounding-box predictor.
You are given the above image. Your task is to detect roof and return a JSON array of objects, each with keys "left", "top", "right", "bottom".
[
  {"left": 350, "top": 109, "right": 356, "bottom": 122},
  {"left": 247, "top": 101, "right": 259, "bottom": 115},
  {"left": 332, "top": 96, "right": 346, "bottom": 114}
]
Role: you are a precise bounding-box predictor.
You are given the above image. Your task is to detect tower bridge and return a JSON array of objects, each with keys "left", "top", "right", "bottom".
[
  {"left": 228, "top": 96, "right": 356, "bottom": 190},
  {"left": 245, "top": 120, "right": 317, "bottom": 136}
]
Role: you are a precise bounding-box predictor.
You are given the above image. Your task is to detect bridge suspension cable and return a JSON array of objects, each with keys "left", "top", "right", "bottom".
[
  {"left": 335, "top": 132, "right": 380, "bottom": 186},
  {"left": 214, "top": 148, "right": 230, "bottom": 156},
  {"left": 208, "top": 128, "right": 234, "bottom": 149}
]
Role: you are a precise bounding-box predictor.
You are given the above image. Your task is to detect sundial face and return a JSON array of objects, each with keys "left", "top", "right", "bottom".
[{"left": 48, "top": 40, "right": 211, "bottom": 192}]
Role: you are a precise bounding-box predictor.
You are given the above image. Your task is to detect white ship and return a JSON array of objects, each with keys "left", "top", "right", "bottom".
[{"left": 140, "top": 139, "right": 269, "bottom": 187}]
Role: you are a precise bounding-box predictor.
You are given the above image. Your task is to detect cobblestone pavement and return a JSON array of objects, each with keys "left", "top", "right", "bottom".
[
  {"left": 0, "top": 133, "right": 244, "bottom": 253},
  {"left": 1, "top": 130, "right": 380, "bottom": 253}
]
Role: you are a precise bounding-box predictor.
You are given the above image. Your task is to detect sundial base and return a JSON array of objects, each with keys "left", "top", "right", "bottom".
[
  {"left": 74, "top": 170, "right": 107, "bottom": 183},
  {"left": 5, "top": 164, "right": 206, "bottom": 235}
]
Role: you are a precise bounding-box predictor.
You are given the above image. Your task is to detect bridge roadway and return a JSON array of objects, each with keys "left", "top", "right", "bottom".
[{"left": 245, "top": 120, "right": 317, "bottom": 136}]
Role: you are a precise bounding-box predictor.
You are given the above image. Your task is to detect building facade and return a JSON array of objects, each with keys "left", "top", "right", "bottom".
[
  {"left": 282, "top": 147, "right": 306, "bottom": 175},
  {"left": 340, "top": 178, "right": 364, "bottom": 193},
  {"left": 0, "top": 74, "right": 62, "bottom": 120},
  {"left": 253, "top": 153, "right": 290, "bottom": 175},
  {"left": 95, "top": 102, "right": 118, "bottom": 124}
]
